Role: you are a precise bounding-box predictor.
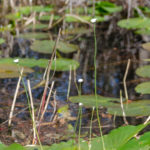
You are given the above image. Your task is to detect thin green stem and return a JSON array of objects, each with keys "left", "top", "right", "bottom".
[
  {"left": 89, "top": 107, "right": 95, "bottom": 150},
  {"left": 78, "top": 105, "right": 82, "bottom": 150},
  {"left": 93, "top": 23, "right": 105, "bottom": 150}
]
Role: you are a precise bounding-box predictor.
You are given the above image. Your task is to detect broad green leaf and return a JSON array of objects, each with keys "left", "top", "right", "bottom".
[
  {"left": 0, "top": 64, "right": 33, "bottom": 78},
  {"left": 91, "top": 124, "right": 147, "bottom": 150},
  {"left": 18, "top": 32, "right": 49, "bottom": 40},
  {"left": 26, "top": 24, "right": 48, "bottom": 30},
  {"left": 142, "top": 42, "right": 150, "bottom": 51},
  {"left": 107, "top": 100, "right": 150, "bottom": 116},
  {"left": 65, "top": 15, "right": 105, "bottom": 23},
  {"left": 49, "top": 140, "right": 77, "bottom": 150},
  {"left": 69, "top": 95, "right": 150, "bottom": 116},
  {"left": 18, "top": 5, "right": 53, "bottom": 15},
  {"left": 69, "top": 95, "right": 121, "bottom": 107},
  {"left": 0, "top": 58, "right": 79, "bottom": 71},
  {"left": 0, "top": 143, "right": 7, "bottom": 150},
  {"left": 62, "top": 27, "right": 92, "bottom": 35},
  {"left": 38, "top": 15, "right": 60, "bottom": 21},
  {"left": 135, "top": 82, "right": 150, "bottom": 94},
  {"left": 138, "top": 132, "right": 150, "bottom": 146},
  {"left": 0, "top": 38, "right": 5, "bottom": 44},
  {"left": 96, "top": 1, "right": 122, "bottom": 15},
  {"left": 118, "top": 18, "right": 150, "bottom": 29},
  {"left": 4, "top": 143, "right": 26, "bottom": 150},
  {"left": 31, "top": 40, "right": 78, "bottom": 54},
  {"left": 136, "top": 65, "right": 150, "bottom": 77},
  {"left": 5, "top": 12, "right": 22, "bottom": 21},
  {"left": 26, "top": 145, "right": 49, "bottom": 150},
  {"left": 136, "top": 28, "right": 150, "bottom": 35}
]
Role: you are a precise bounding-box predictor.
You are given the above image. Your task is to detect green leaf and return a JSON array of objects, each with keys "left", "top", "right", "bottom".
[
  {"left": 49, "top": 140, "right": 77, "bottom": 150},
  {"left": 26, "top": 23, "right": 48, "bottom": 30},
  {"left": 136, "top": 28, "right": 150, "bottom": 35},
  {"left": 62, "top": 27, "right": 92, "bottom": 35},
  {"left": 25, "top": 145, "right": 49, "bottom": 150},
  {"left": 18, "top": 32, "right": 49, "bottom": 40},
  {"left": 135, "top": 82, "right": 150, "bottom": 94},
  {"left": 0, "top": 64, "right": 33, "bottom": 78},
  {"left": 91, "top": 124, "right": 147, "bottom": 150},
  {"left": 18, "top": 5, "right": 53, "bottom": 15},
  {"left": 0, "top": 143, "right": 7, "bottom": 150},
  {"left": 0, "top": 38, "right": 5, "bottom": 44},
  {"left": 69, "top": 95, "right": 121, "bottom": 107},
  {"left": 4, "top": 143, "right": 26, "bottom": 150},
  {"left": 118, "top": 18, "right": 150, "bottom": 29},
  {"left": 96, "top": 1, "right": 122, "bottom": 15},
  {"left": 136, "top": 65, "right": 150, "bottom": 77},
  {"left": 107, "top": 100, "right": 150, "bottom": 116},
  {"left": 31, "top": 40, "right": 78, "bottom": 54},
  {"left": 0, "top": 58, "right": 79, "bottom": 71},
  {"left": 38, "top": 15, "right": 60, "bottom": 21},
  {"left": 65, "top": 15, "right": 105, "bottom": 23},
  {"left": 5, "top": 12, "right": 22, "bottom": 21},
  {"left": 69, "top": 95, "right": 150, "bottom": 116}
]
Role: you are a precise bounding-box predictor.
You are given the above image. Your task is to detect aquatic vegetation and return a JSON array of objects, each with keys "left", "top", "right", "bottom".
[
  {"left": 1, "top": 123, "right": 150, "bottom": 150},
  {"left": 0, "top": 58, "right": 79, "bottom": 73},
  {"left": 31, "top": 40, "right": 78, "bottom": 54}
]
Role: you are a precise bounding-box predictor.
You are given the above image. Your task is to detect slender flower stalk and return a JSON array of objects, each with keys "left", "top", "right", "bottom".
[{"left": 92, "top": 18, "right": 106, "bottom": 150}]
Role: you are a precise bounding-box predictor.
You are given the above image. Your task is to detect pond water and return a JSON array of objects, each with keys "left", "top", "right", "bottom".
[{"left": 0, "top": 21, "right": 150, "bottom": 145}]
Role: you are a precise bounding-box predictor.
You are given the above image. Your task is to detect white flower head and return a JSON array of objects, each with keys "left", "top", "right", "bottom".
[
  {"left": 13, "top": 59, "right": 19, "bottom": 63},
  {"left": 90, "top": 18, "right": 97, "bottom": 23},
  {"left": 78, "top": 78, "right": 83, "bottom": 83},
  {"left": 79, "top": 103, "right": 83, "bottom": 106}
]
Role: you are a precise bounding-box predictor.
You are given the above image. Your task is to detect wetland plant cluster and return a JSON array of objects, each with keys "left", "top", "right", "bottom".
[{"left": 1, "top": 0, "right": 150, "bottom": 149}]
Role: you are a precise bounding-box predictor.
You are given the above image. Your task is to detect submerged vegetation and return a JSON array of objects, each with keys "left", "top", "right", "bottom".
[{"left": 1, "top": 0, "right": 150, "bottom": 150}]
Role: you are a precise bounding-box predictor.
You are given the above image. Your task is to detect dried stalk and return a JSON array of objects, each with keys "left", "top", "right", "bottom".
[
  {"left": 123, "top": 59, "right": 130, "bottom": 102},
  {"left": 27, "top": 80, "right": 36, "bottom": 144},
  {"left": 67, "top": 66, "right": 72, "bottom": 100},
  {"left": 37, "top": 28, "right": 61, "bottom": 120},
  {"left": 8, "top": 68, "right": 24, "bottom": 126},
  {"left": 50, "top": 91, "right": 57, "bottom": 122},
  {"left": 40, "top": 81, "right": 55, "bottom": 121},
  {"left": 120, "top": 90, "right": 128, "bottom": 125}
]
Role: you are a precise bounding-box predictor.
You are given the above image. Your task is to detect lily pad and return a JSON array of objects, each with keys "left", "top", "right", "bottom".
[
  {"left": 5, "top": 12, "right": 22, "bottom": 21},
  {"left": 62, "top": 27, "right": 92, "bottom": 35},
  {"left": 118, "top": 17, "right": 150, "bottom": 29},
  {"left": 107, "top": 100, "right": 150, "bottom": 116},
  {"left": 136, "top": 28, "right": 150, "bottom": 35},
  {"left": 65, "top": 15, "right": 105, "bottom": 23},
  {"left": 0, "top": 64, "right": 33, "bottom": 78},
  {"left": 142, "top": 42, "right": 150, "bottom": 51},
  {"left": 18, "top": 32, "right": 49, "bottom": 40},
  {"left": 135, "top": 82, "right": 150, "bottom": 94},
  {"left": 38, "top": 15, "right": 60, "bottom": 21},
  {"left": 96, "top": 1, "right": 122, "bottom": 15},
  {"left": 69, "top": 95, "right": 121, "bottom": 107},
  {"left": 26, "top": 23, "right": 48, "bottom": 30},
  {"left": 31, "top": 40, "right": 78, "bottom": 54},
  {"left": 0, "top": 58, "right": 79, "bottom": 71},
  {"left": 136, "top": 65, "right": 150, "bottom": 78},
  {"left": 69, "top": 95, "right": 150, "bottom": 116},
  {"left": 18, "top": 5, "right": 53, "bottom": 15}
]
